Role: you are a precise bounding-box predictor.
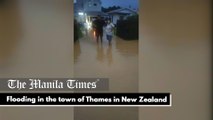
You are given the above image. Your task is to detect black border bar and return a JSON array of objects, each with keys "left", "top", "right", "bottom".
[{"left": 0, "top": 93, "right": 171, "bottom": 106}]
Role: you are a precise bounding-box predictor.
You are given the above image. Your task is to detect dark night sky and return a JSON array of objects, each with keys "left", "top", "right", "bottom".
[
  {"left": 74, "top": 0, "right": 139, "bottom": 9},
  {"left": 101, "top": 0, "right": 139, "bottom": 9}
]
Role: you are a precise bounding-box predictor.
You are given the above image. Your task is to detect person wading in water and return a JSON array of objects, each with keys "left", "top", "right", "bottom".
[
  {"left": 105, "top": 19, "right": 115, "bottom": 45},
  {"left": 93, "top": 15, "right": 105, "bottom": 43}
]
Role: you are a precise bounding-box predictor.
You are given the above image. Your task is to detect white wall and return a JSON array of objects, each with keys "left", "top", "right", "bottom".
[{"left": 112, "top": 15, "right": 120, "bottom": 24}]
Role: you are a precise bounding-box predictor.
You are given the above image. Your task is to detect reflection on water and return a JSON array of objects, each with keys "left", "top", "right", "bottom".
[
  {"left": 106, "top": 45, "right": 113, "bottom": 66},
  {"left": 74, "top": 31, "right": 138, "bottom": 120},
  {"left": 115, "top": 37, "right": 138, "bottom": 56},
  {"left": 95, "top": 43, "right": 113, "bottom": 66},
  {"left": 96, "top": 44, "right": 105, "bottom": 63},
  {"left": 74, "top": 40, "right": 81, "bottom": 63},
  {"left": 74, "top": 31, "right": 138, "bottom": 91}
]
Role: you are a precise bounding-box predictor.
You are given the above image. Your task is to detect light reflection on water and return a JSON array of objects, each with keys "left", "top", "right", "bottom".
[
  {"left": 74, "top": 30, "right": 138, "bottom": 92},
  {"left": 0, "top": 1, "right": 138, "bottom": 119}
]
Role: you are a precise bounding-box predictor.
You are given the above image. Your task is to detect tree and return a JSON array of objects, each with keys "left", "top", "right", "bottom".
[
  {"left": 102, "top": 6, "right": 121, "bottom": 13},
  {"left": 116, "top": 15, "right": 139, "bottom": 40}
]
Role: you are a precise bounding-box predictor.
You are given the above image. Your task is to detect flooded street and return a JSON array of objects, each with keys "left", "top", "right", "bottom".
[
  {"left": 74, "top": 30, "right": 138, "bottom": 92},
  {"left": 74, "top": 30, "right": 138, "bottom": 120},
  {"left": 0, "top": 0, "right": 138, "bottom": 119}
]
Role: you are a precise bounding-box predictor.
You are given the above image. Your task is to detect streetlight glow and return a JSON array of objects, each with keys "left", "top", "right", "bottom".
[{"left": 78, "top": 12, "right": 84, "bottom": 16}]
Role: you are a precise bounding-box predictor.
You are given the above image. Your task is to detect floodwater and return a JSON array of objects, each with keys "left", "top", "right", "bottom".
[
  {"left": 74, "top": 30, "right": 138, "bottom": 120},
  {"left": 74, "top": 30, "right": 138, "bottom": 92},
  {"left": 0, "top": 0, "right": 139, "bottom": 119}
]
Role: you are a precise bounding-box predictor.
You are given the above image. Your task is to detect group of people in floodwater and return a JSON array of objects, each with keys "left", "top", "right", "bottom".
[{"left": 92, "top": 15, "right": 115, "bottom": 45}]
